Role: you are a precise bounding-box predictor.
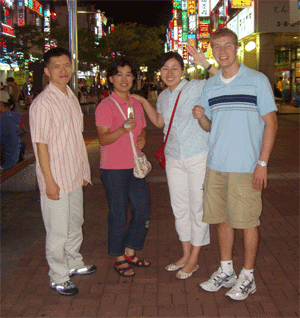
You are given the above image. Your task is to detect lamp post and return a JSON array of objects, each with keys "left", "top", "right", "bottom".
[{"left": 67, "top": 0, "right": 78, "bottom": 96}]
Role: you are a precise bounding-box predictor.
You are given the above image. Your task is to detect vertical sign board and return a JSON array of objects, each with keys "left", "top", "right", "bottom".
[
  {"left": 18, "top": 0, "right": 25, "bottom": 26},
  {"left": 198, "top": 0, "right": 210, "bottom": 17},
  {"left": 182, "top": 10, "right": 188, "bottom": 43},
  {"left": 182, "top": 0, "right": 188, "bottom": 11},
  {"left": 238, "top": 4, "right": 254, "bottom": 39},
  {"left": 257, "top": 0, "right": 299, "bottom": 32},
  {"left": 188, "top": 0, "right": 196, "bottom": 16},
  {"left": 178, "top": 26, "right": 183, "bottom": 48},
  {"left": 227, "top": 14, "right": 238, "bottom": 38}
]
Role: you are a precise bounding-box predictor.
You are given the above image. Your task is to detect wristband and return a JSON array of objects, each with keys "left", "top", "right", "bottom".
[{"left": 206, "top": 64, "right": 212, "bottom": 71}]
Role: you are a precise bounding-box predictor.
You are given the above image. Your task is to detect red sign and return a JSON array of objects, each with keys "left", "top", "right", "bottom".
[
  {"left": 199, "top": 23, "right": 210, "bottom": 38},
  {"left": 2, "top": 24, "right": 14, "bottom": 36},
  {"left": 183, "top": 44, "right": 188, "bottom": 60}
]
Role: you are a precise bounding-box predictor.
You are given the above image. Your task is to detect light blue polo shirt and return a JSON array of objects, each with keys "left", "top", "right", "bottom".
[
  {"left": 201, "top": 63, "right": 277, "bottom": 173},
  {"left": 157, "top": 79, "right": 209, "bottom": 160}
]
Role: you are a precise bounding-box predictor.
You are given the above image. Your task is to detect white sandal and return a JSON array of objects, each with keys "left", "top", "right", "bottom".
[
  {"left": 176, "top": 264, "right": 199, "bottom": 279},
  {"left": 165, "top": 263, "right": 185, "bottom": 272}
]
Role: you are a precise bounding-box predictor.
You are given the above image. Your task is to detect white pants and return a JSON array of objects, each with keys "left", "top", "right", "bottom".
[
  {"left": 166, "top": 152, "right": 210, "bottom": 247},
  {"left": 41, "top": 187, "right": 85, "bottom": 283}
]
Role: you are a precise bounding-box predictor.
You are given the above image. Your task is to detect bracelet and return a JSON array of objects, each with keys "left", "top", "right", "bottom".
[{"left": 206, "top": 64, "right": 212, "bottom": 71}]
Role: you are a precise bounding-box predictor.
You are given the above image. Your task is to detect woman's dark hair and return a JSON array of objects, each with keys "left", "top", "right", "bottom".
[
  {"left": 44, "top": 47, "right": 71, "bottom": 67},
  {"left": 106, "top": 58, "right": 138, "bottom": 89},
  {"left": 160, "top": 52, "right": 184, "bottom": 70}
]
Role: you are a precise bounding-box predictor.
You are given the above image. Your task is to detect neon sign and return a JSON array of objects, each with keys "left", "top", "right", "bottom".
[{"left": 27, "top": 0, "right": 43, "bottom": 16}]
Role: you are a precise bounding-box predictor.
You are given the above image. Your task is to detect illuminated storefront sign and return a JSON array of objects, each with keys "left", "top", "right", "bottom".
[
  {"left": 182, "top": 0, "right": 188, "bottom": 11},
  {"left": 188, "top": 0, "right": 196, "bottom": 15},
  {"left": 200, "top": 40, "right": 210, "bottom": 50},
  {"left": 173, "top": 0, "right": 181, "bottom": 9},
  {"left": 182, "top": 10, "right": 188, "bottom": 42},
  {"left": 189, "top": 15, "right": 197, "bottom": 32},
  {"left": 210, "top": 0, "right": 219, "bottom": 11},
  {"left": 231, "top": 0, "right": 252, "bottom": 8},
  {"left": 199, "top": 21, "right": 210, "bottom": 38},
  {"left": 178, "top": 26, "right": 182, "bottom": 47},
  {"left": 183, "top": 44, "right": 188, "bottom": 60},
  {"left": 26, "top": 0, "right": 43, "bottom": 16},
  {"left": 238, "top": 5, "right": 254, "bottom": 39},
  {"left": 2, "top": 24, "right": 14, "bottom": 36},
  {"left": 227, "top": 4, "right": 254, "bottom": 39},
  {"left": 198, "top": 0, "right": 209, "bottom": 17},
  {"left": 187, "top": 33, "right": 196, "bottom": 48}
]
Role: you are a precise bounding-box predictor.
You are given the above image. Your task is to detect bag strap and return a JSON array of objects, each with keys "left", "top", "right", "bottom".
[
  {"left": 109, "top": 96, "right": 138, "bottom": 159},
  {"left": 164, "top": 90, "right": 182, "bottom": 145}
]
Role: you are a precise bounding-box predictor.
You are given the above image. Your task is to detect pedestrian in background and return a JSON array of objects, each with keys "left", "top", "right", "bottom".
[
  {"left": 29, "top": 47, "right": 96, "bottom": 296},
  {"left": 0, "top": 91, "right": 26, "bottom": 170},
  {"left": 132, "top": 48, "right": 218, "bottom": 279},
  {"left": 6, "top": 77, "right": 20, "bottom": 112},
  {"left": 194, "top": 28, "right": 277, "bottom": 301},
  {"left": 95, "top": 58, "right": 151, "bottom": 278}
]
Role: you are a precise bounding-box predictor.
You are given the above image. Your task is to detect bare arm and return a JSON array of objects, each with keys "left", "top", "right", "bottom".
[
  {"left": 187, "top": 45, "right": 219, "bottom": 76},
  {"left": 36, "top": 143, "right": 60, "bottom": 200},
  {"left": 192, "top": 106, "right": 212, "bottom": 132},
  {"left": 136, "top": 129, "right": 146, "bottom": 150},
  {"left": 131, "top": 94, "right": 165, "bottom": 129},
  {"left": 252, "top": 111, "right": 278, "bottom": 190},
  {"left": 97, "top": 120, "right": 136, "bottom": 146}
]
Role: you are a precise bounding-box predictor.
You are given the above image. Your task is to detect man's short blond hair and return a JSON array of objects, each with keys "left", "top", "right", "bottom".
[{"left": 211, "top": 28, "right": 239, "bottom": 48}]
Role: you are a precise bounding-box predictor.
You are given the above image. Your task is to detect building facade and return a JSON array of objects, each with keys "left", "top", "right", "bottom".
[{"left": 165, "top": 0, "right": 300, "bottom": 96}]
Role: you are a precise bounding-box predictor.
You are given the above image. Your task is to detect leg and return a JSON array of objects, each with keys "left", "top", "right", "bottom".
[
  {"left": 243, "top": 227, "right": 259, "bottom": 269},
  {"left": 65, "top": 187, "right": 85, "bottom": 270},
  {"left": 100, "top": 169, "right": 131, "bottom": 257},
  {"left": 165, "top": 156, "right": 192, "bottom": 266},
  {"left": 125, "top": 175, "right": 150, "bottom": 266},
  {"left": 41, "top": 193, "right": 71, "bottom": 284},
  {"left": 183, "top": 153, "right": 210, "bottom": 272},
  {"left": 125, "top": 176, "right": 150, "bottom": 251},
  {"left": 218, "top": 222, "right": 234, "bottom": 261},
  {"left": 100, "top": 169, "right": 135, "bottom": 276}
]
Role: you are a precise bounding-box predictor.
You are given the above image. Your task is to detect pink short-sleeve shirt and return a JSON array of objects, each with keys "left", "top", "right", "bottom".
[
  {"left": 29, "top": 82, "right": 91, "bottom": 195},
  {"left": 95, "top": 92, "right": 146, "bottom": 169}
]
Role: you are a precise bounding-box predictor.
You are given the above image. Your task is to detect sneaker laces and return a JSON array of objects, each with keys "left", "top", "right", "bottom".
[
  {"left": 235, "top": 274, "right": 252, "bottom": 293},
  {"left": 59, "top": 280, "right": 76, "bottom": 289},
  {"left": 212, "top": 268, "right": 230, "bottom": 286}
]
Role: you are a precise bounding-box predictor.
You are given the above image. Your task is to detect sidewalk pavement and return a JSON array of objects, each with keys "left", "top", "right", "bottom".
[{"left": 1, "top": 97, "right": 299, "bottom": 317}]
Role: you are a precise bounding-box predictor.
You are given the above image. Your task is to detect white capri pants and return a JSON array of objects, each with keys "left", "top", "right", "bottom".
[
  {"left": 166, "top": 152, "right": 210, "bottom": 247},
  {"left": 41, "top": 187, "right": 85, "bottom": 284}
]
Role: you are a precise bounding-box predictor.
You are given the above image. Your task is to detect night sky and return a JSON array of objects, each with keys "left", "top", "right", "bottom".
[{"left": 93, "top": 0, "right": 173, "bottom": 27}]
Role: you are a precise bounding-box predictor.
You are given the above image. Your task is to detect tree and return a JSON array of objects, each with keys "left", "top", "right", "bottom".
[
  {"left": 5, "top": 25, "right": 43, "bottom": 69},
  {"left": 97, "top": 23, "right": 166, "bottom": 77}
]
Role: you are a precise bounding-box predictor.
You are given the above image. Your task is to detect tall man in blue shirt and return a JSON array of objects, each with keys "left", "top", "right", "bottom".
[{"left": 193, "top": 28, "right": 277, "bottom": 300}]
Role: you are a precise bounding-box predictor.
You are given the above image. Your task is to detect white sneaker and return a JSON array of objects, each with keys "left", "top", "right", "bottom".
[
  {"left": 225, "top": 272, "right": 256, "bottom": 300},
  {"left": 69, "top": 264, "right": 97, "bottom": 277},
  {"left": 200, "top": 267, "right": 237, "bottom": 292},
  {"left": 50, "top": 280, "right": 78, "bottom": 296}
]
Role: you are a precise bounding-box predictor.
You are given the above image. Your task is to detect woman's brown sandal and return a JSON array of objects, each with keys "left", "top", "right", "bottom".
[
  {"left": 124, "top": 254, "right": 151, "bottom": 267},
  {"left": 114, "top": 260, "right": 135, "bottom": 277}
]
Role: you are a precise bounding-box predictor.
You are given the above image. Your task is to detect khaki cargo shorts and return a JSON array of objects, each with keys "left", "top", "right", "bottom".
[{"left": 203, "top": 168, "right": 262, "bottom": 229}]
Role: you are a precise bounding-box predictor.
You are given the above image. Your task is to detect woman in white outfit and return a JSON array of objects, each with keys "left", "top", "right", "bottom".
[{"left": 132, "top": 47, "right": 218, "bottom": 279}]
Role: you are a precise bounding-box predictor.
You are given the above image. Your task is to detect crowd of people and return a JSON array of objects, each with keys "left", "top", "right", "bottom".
[{"left": 18, "top": 28, "right": 278, "bottom": 302}]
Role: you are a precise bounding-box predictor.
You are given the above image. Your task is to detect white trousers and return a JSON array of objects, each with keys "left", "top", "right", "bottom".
[
  {"left": 41, "top": 187, "right": 85, "bottom": 283},
  {"left": 166, "top": 152, "right": 210, "bottom": 247}
]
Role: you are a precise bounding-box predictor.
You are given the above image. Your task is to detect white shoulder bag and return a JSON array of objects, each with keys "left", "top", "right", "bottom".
[{"left": 109, "top": 96, "right": 152, "bottom": 179}]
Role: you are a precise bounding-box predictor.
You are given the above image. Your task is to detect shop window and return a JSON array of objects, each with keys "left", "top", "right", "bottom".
[{"left": 275, "top": 50, "right": 290, "bottom": 65}]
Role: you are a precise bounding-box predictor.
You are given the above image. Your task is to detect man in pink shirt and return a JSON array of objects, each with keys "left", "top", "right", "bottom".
[{"left": 29, "top": 47, "right": 96, "bottom": 296}]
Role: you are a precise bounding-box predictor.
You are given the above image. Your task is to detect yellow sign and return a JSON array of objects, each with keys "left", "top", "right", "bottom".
[
  {"left": 14, "top": 70, "right": 26, "bottom": 85},
  {"left": 231, "top": 0, "right": 252, "bottom": 8}
]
